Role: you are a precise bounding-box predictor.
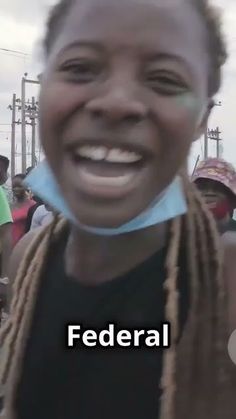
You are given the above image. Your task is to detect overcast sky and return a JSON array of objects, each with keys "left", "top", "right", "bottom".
[{"left": 0, "top": 0, "right": 236, "bottom": 172}]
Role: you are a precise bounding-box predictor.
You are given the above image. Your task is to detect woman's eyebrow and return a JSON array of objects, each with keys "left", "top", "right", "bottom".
[{"left": 56, "top": 40, "right": 104, "bottom": 56}]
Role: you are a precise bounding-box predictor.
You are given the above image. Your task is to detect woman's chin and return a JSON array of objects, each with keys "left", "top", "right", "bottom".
[
  {"left": 74, "top": 215, "right": 127, "bottom": 230},
  {"left": 70, "top": 205, "right": 137, "bottom": 231}
]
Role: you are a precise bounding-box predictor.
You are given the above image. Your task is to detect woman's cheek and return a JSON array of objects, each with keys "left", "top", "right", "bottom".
[
  {"left": 154, "top": 95, "right": 201, "bottom": 148},
  {"left": 40, "top": 80, "right": 85, "bottom": 126}
]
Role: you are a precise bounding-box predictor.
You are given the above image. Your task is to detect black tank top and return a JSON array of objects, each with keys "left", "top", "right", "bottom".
[{"left": 16, "top": 234, "right": 189, "bottom": 419}]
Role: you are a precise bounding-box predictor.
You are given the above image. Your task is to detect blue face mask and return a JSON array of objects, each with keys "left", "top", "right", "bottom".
[{"left": 24, "top": 160, "right": 187, "bottom": 236}]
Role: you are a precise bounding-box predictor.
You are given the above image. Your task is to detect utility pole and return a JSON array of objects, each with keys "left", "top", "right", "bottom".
[
  {"left": 208, "top": 127, "right": 222, "bottom": 158},
  {"left": 8, "top": 75, "right": 40, "bottom": 174},
  {"left": 204, "top": 101, "right": 222, "bottom": 159},
  {"left": 204, "top": 127, "right": 208, "bottom": 159},
  {"left": 21, "top": 74, "right": 40, "bottom": 172},
  {"left": 8, "top": 95, "right": 21, "bottom": 177},
  {"left": 25, "top": 96, "right": 39, "bottom": 167},
  {"left": 21, "top": 75, "right": 27, "bottom": 173},
  {"left": 31, "top": 97, "right": 36, "bottom": 167},
  {"left": 10, "top": 94, "right": 16, "bottom": 178}
]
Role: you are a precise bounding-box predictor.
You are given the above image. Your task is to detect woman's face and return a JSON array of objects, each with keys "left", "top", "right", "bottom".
[
  {"left": 195, "top": 178, "right": 232, "bottom": 209},
  {"left": 12, "top": 177, "right": 26, "bottom": 201},
  {"left": 40, "top": 0, "right": 210, "bottom": 228}
]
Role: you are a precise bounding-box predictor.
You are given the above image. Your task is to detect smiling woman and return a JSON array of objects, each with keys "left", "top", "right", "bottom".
[{"left": 0, "top": 1, "right": 236, "bottom": 419}]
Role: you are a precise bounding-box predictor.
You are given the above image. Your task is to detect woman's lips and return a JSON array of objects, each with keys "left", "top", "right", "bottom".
[
  {"left": 64, "top": 141, "right": 153, "bottom": 199},
  {"left": 66, "top": 155, "right": 149, "bottom": 200},
  {"left": 78, "top": 166, "right": 136, "bottom": 187}
]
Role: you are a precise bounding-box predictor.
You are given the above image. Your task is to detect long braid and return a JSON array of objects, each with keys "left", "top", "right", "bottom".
[
  {"left": 0, "top": 220, "right": 57, "bottom": 384},
  {"left": 172, "top": 175, "right": 201, "bottom": 415},
  {"left": 0, "top": 217, "right": 66, "bottom": 403},
  {"left": 185, "top": 184, "right": 217, "bottom": 416},
  {"left": 192, "top": 183, "right": 223, "bottom": 391},
  {"left": 5, "top": 217, "right": 67, "bottom": 418},
  {"left": 193, "top": 187, "right": 233, "bottom": 418},
  {"left": 159, "top": 216, "right": 181, "bottom": 419},
  {"left": 176, "top": 184, "right": 235, "bottom": 419},
  {"left": 157, "top": 174, "right": 232, "bottom": 419},
  {"left": 0, "top": 227, "right": 54, "bottom": 346}
]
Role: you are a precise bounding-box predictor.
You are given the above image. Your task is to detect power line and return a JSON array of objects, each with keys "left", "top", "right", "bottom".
[
  {"left": 0, "top": 51, "right": 29, "bottom": 60},
  {"left": 0, "top": 48, "right": 30, "bottom": 61},
  {"left": 0, "top": 48, "right": 29, "bottom": 56}
]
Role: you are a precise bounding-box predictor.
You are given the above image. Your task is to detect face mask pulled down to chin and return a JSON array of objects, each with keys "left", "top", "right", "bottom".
[{"left": 24, "top": 160, "right": 188, "bottom": 236}]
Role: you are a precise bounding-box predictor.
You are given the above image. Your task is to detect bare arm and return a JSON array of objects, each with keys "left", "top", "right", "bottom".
[
  {"left": 0, "top": 223, "right": 12, "bottom": 311},
  {"left": 0, "top": 223, "right": 12, "bottom": 278},
  {"left": 0, "top": 186, "right": 12, "bottom": 279}
]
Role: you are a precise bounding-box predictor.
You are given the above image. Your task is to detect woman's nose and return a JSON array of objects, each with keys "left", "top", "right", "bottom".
[{"left": 85, "top": 85, "right": 148, "bottom": 124}]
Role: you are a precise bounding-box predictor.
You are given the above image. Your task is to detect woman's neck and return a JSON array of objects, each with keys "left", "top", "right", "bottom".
[
  {"left": 65, "top": 222, "right": 168, "bottom": 285},
  {"left": 14, "top": 196, "right": 29, "bottom": 207}
]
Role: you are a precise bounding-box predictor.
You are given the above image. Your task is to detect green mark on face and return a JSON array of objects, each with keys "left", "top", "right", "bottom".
[{"left": 175, "top": 92, "right": 203, "bottom": 116}]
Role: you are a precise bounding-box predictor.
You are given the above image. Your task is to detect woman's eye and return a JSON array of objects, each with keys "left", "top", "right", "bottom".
[
  {"left": 58, "top": 60, "right": 101, "bottom": 83},
  {"left": 145, "top": 71, "right": 188, "bottom": 95}
]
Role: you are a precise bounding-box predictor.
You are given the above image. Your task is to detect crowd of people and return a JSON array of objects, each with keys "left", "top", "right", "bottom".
[
  {"left": 0, "top": 156, "right": 53, "bottom": 280},
  {"left": 0, "top": 0, "right": 236, "bottom": 418}
]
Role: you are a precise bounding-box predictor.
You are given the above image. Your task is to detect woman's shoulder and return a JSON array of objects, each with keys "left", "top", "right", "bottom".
[
  {"left": 8, "top": 229, "right": 43, "bottom": 292},
  {"left": 28, "top": 199, "right": 37, "bottom": 208}
]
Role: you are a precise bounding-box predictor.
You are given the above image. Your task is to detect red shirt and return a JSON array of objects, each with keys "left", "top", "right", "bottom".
[{"left": 12, "top": 200, "right": 36, "bottom": 247}]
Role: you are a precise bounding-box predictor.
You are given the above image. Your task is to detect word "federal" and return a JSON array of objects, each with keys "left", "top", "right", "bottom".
[{"left": 66, "top": 323, "right": 171, "bottom": 349}]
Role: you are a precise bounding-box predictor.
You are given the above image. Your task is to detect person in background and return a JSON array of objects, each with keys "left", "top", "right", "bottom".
[
  {"left": 25, "top": 199, "right": 44, "bottom": 233},
  {"left": 30, "top": 203, "right": 53, "bottom": 230},
  {"left": 0, "top": 186, "right": 12, "bottom": 311},
  {"left": 0, "top": 156, "right": 8, "bottom": 187},
  {"left": 0, "top": 155, "right": 12, "bottom": 284},
  {"left": 0, "top": 156, "right": 12, "bottom": 204},
  {"left": 0, "top": 158, "right": 12, "bottom": 305},
  {"left": 192, "top": 158, "right": 236, "bottom": 234},
  {"left": 26, "top": 167, "right": 34, "bottom": 176},
  {"left": 0, "top": 186, "right": 12, "bottom": 277},
  {"left": 11, "top": 174, "right": 35, "bottom": 247},
  {"left": 24, "top": 166, "right": 44, "bottom": 233}
]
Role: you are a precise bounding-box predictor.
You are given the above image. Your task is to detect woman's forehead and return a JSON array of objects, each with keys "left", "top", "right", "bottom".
[
  {"left": 52, "top": 0, "right": 208, "bottom": 63},
  {"left": 198, "top": 179, "right": 227, "bottom": 192},
  {"left": 13, "top": 177, "right": 23, "bottom": 184}
]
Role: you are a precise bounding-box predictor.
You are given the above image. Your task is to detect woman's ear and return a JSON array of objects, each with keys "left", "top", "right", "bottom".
[{"left": 193, "top": 99, "right": 214, "bottom": 141}]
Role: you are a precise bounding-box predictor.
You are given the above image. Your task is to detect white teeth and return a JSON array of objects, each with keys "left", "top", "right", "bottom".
[
  {"left": 76, "top": 146, "right": 142, "bottom": 163},
  {"left": 79, "top": 168, "right": 134, "bottom": 187},
  {"left": 76, "top": 146, "right": 107, "bottom": 161},
  {"left": 106, "top": 149, "right": 142, "bottom": 163}
]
